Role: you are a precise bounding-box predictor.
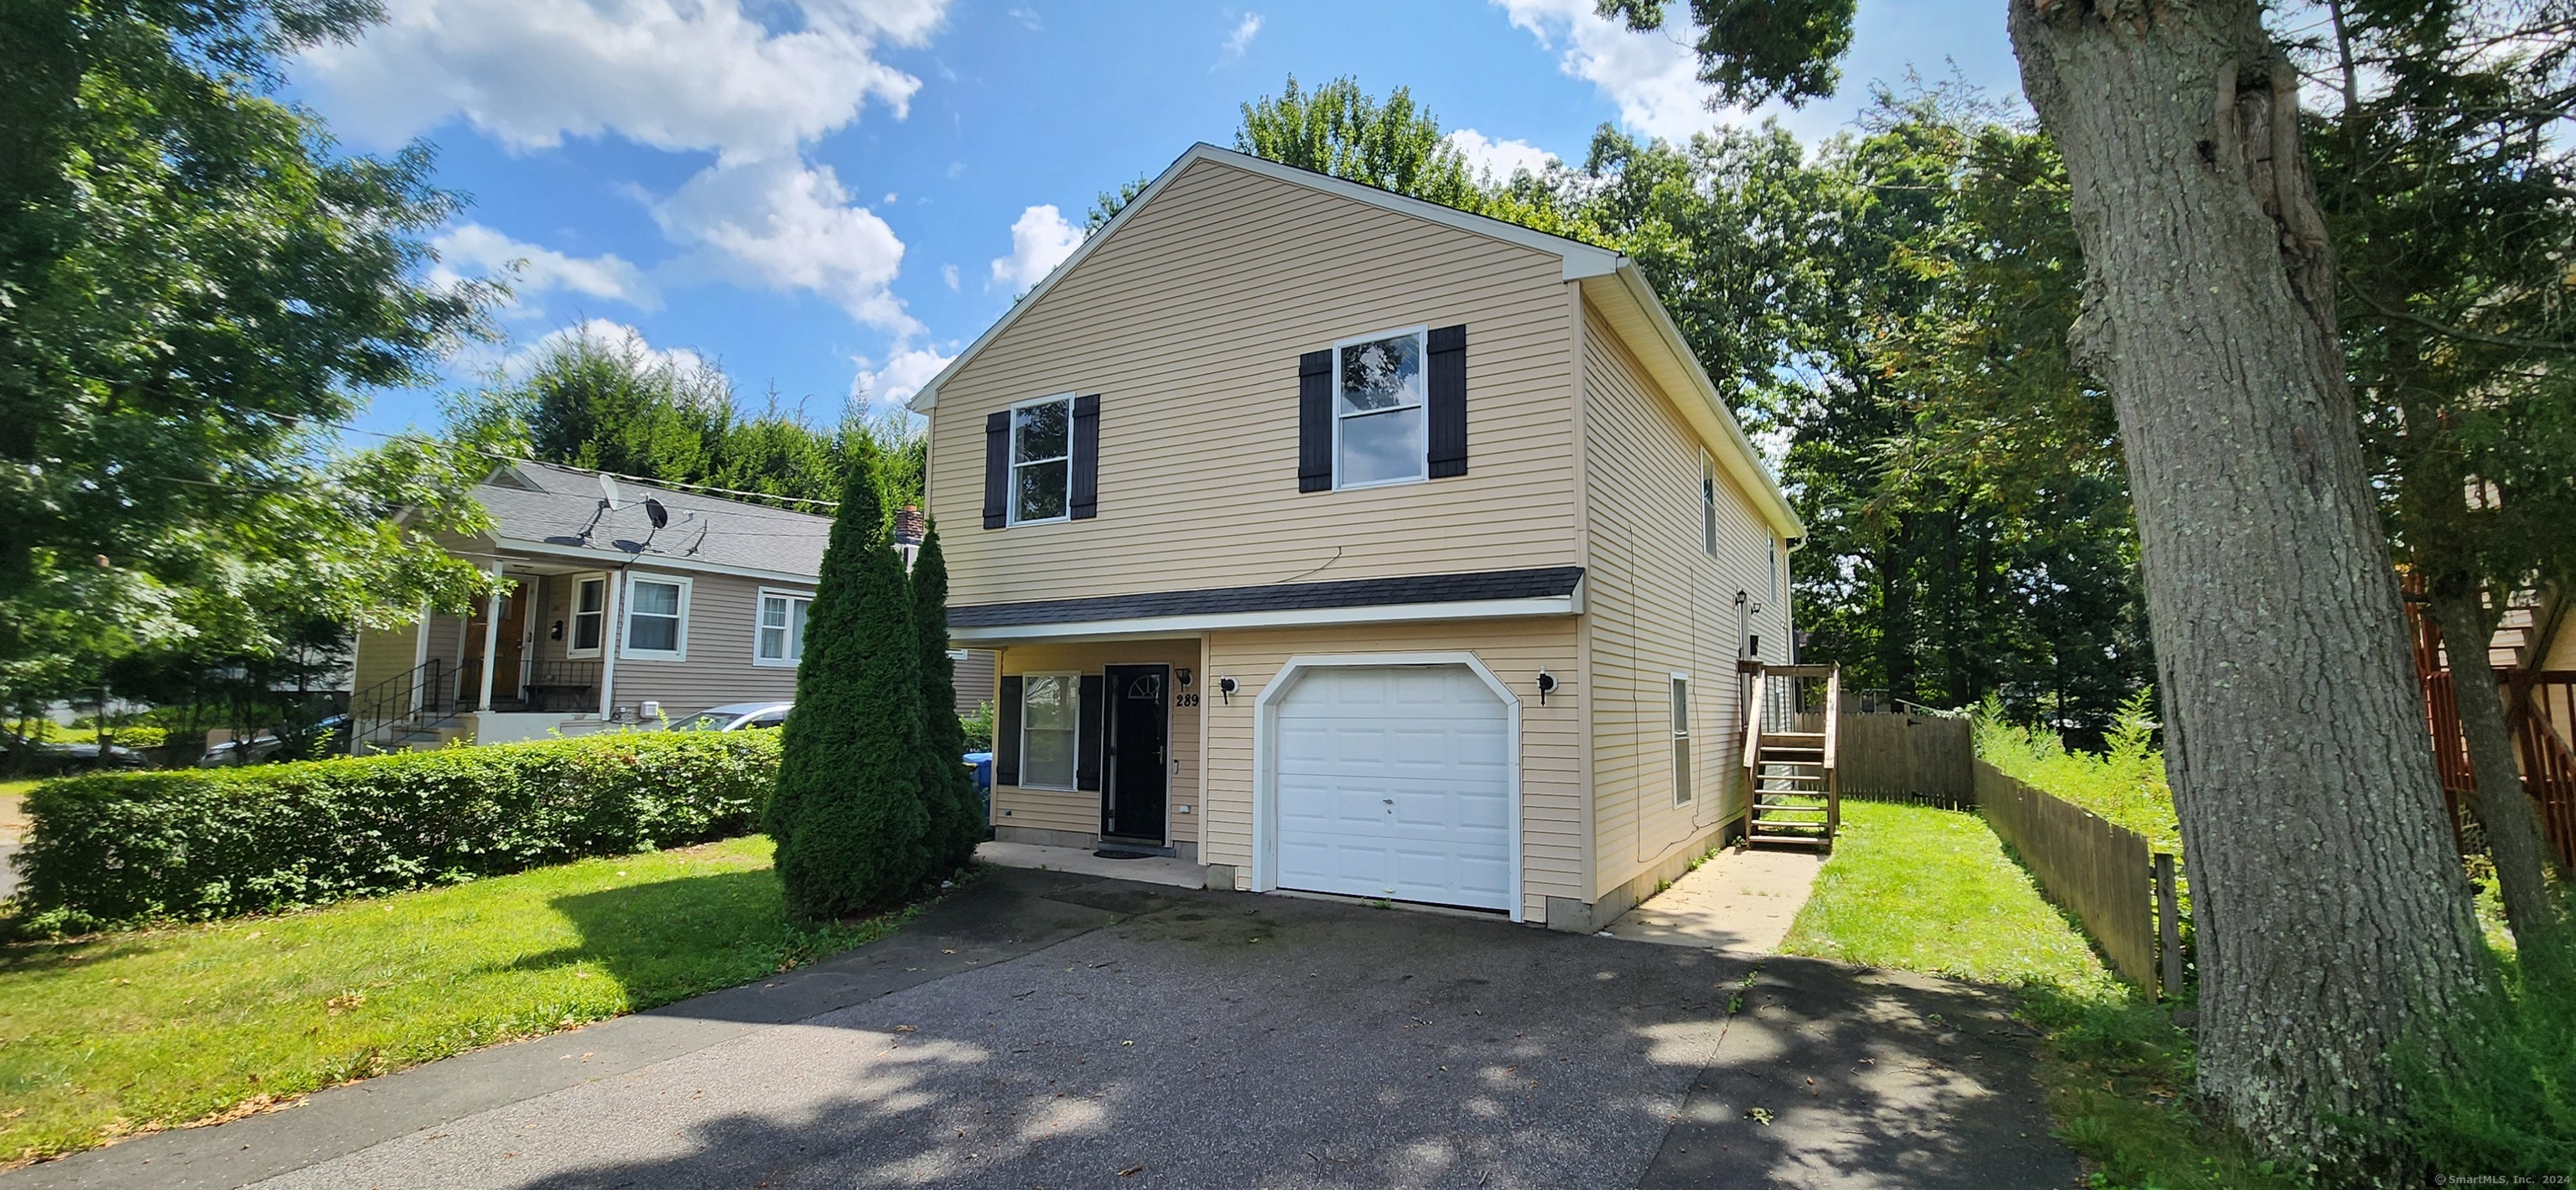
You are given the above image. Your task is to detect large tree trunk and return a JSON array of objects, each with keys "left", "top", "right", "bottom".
[
  {"left": 2007, "top": 0, "right": 2486, "bottom": 1174},
  {"left": 2424, "top": 579, "right": 2567, "bottom": 943}
]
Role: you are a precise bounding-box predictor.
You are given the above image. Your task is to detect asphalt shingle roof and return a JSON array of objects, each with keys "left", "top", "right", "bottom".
[
  {"left": 947, "top": 565, "right": 1586, "bottom": 629},
  {"left": 477, "top": 462, "right": 835, "bottom": 579}
]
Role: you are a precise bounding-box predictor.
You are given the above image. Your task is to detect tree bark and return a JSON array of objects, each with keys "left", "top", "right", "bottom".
[
  {"left": 2007, "top": 0, "right": 2486, "bottom": 1175},
  {"left": 2423, "top": 578, "right": 2566, "bottom": 943}
]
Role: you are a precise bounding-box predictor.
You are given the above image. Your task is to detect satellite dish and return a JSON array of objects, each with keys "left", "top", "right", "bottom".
[
  {"left": 644, "top": 497, "right": 668, "bottom": 529},
  {"left": 598, "top": 475, "right": 621, "bottom": 510}
]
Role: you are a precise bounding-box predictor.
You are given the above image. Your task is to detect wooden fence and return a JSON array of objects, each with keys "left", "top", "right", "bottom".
[
  {"left": 1836, "top": 712, "right": 1974, "bottom": 806},
  {"left": 1975, "top": 758, "right": 2167, "bottom": 996}
]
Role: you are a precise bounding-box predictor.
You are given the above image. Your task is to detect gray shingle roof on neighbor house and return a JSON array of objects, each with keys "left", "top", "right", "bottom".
[
  {"left": 947, "top": 565, "right": 1587, "bottom": 629},
  {"left": 475, "top": 462, "right": 837, "bottom": 579}
]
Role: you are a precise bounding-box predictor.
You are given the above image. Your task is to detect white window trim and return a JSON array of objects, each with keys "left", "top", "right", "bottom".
[
  {"left": 1006, "top": 392, "right": 1077, "bottom": 527},
  {"left": 1016, "top": 671, "right": 1082, "bottom": 791},
  {"left": 1671, "top": 672, "right": 1694, "bottom": 807},
  {"left": 619, "top": 573, "right": 692, "bottom": 663},
  {"left": 565, "top": 573, "right": 609, "bottom": 659},
  {"left": 1329, "top": 325, "right": 1431, "bottom": 492},
  {"left": 1702, "top": 455, "right": 1721, "bottom": 558},
  {"left": 751, "top": 586, "right": 815, "bottom": 668}
]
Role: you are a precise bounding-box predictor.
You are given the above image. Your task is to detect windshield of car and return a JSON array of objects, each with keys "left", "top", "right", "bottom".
[{"left": 665, "top": 711, "right": 739, "bottom": 732}]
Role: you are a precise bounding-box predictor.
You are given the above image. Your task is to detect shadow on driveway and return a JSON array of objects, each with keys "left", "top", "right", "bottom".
[{"left": 252, "top": 872, "right": 2075, "bottom": 1190}]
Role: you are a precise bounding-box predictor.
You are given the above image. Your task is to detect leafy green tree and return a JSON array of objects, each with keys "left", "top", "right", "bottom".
[
  {"left": 520, "top": 327, "right": 731, "bottom": 487},
  {"left": 0, "top": 0, "right": 499, "bottom": 704},
  {"left": 1236, "top": 75, "right": 1485, "bottom": 209},
  {"left": 909, "top": 527, "right": 984, "bottom": 870},
  {"left": 2309, "top": 0, "right": 2576, "bottom": 945},
  {"left": 768, "top": 441, "right": 931, "bottom": 918}
]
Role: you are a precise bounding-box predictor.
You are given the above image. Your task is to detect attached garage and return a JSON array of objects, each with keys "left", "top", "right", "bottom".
[{"left": 1258, "top": 656, "right": 1520, "bottom": 916}]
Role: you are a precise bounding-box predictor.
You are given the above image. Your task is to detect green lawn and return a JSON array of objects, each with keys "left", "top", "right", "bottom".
[
  {"left": 1780, "top": 801, "right": 2303, "bottom": 1190},
  {"left": 0, "top": 835, "right": 908, "bottom": 1166}
]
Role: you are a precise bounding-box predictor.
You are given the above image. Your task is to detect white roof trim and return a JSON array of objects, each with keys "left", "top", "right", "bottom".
[
  {"left": 947, "top": 589, "right": 1583, "bottom": 647},
  {"left": 491, "top": 536, "right": 820, "bottom": 586},
  {"left": 1583, "top": 262, "right": 1805, "bottom": 541},
  {"left": 908, "top": 143, "right": 1619, "bottom": 413}
]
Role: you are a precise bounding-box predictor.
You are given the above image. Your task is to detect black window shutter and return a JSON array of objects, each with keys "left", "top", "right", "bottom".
[
  {"left": 1296, "top": 350, "right": 1332, "bottom": 492},
  {"left": 1075, "top": 673, "right": 1104, "bottom": 791},
  {"left": 981, "top": 410, "right": 1010, "bottom": 529},
  {"left": 995, "top": 675, "right": 1023, "bottom": 785},
  {"left": 1427, "top": 324, "right": 1467, "bottom": 478},
  {"left": 1068, "top": 393, "right": 1100, "bottom": 519}
]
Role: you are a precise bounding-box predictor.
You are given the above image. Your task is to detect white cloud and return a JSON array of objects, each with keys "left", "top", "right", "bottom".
[
  {"left": 299, "top": 0, "right": 946, "bottom": 157},
  {"left": 853, "top": 344, "right": 957, "bottom": 407},
  {"left": 941, "top": 263, "right": 961, "bottom": 291},
  {"left": 989, "top": 205, "right": 1082, "bottom": 291},
  {"left": 1215, "top": 13, "right": 1263, "bottom": 66},
  {"left": 1494, "top": 0, "right": 1722, "bottom": 143},
  {"left": 654, "top": 156, "right": 917, "bottom": 334},
  {"left": 501, "top": 319, "right": 719, "bottom": 388},
  {"left": 429, "top": 223, "right": 657, "bottom": 309},
  {"left": 1446, "top": 129, "right": 1559, "bottom": 182},
  {"left": 1007, "top": 6, "right": 1041, "bottom": 31}
]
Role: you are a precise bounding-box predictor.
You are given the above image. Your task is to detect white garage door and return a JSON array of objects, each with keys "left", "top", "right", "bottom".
[{"left": 1273, "top": 664, "right": 1513, "bottom": 911}]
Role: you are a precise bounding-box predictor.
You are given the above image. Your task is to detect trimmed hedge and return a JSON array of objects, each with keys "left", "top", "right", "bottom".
[{"left": 11, "top": 730, "right": 780, "bottom": 932}]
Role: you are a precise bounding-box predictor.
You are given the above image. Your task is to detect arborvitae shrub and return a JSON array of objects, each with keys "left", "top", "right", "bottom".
[{"left": 909, "top": 527, "right": 986, "bottom": 870}]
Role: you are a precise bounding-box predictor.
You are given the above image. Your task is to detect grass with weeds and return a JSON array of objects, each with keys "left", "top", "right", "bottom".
[
  {"left": 1781, "top": 801, "right": 2305, "bottom": 1190},
  {"left": 0, "top": 834, "right": 915, "bottom": 1166}
]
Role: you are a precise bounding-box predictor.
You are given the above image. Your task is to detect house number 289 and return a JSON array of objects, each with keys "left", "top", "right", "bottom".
[{"left": 1174, "top": 693, "right": 1200, "bottom": 707}]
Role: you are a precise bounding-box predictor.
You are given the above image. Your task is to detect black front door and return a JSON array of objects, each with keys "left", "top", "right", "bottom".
[{"left": 1101, "top": 664, "right": 1169, "bottom": 842}]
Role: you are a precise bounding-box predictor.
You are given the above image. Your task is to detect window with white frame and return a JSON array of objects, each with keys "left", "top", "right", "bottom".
[
  {"left": 755, "top": 590, "right": 813, "bottom": 666},
  {"left": 569, "top": 576, "right": 607, "bottom": 657},
  {"left": 621, "top": 575, "right": 689, "bottom": 660},
  {"left": 1770, "top": 535, "right": 1782, "bottom": 600},
  {"left": 1671, "top": 674, "right": 1693, "bottom": 805},
  {"left": 1702, "top": 455, "right": 1720, "bottom": 557},
  {"left": 1019, "top": 673, "right": 1079, "bottom": 789},
  {"left": 1010, "top": 396, "right": 1073, "bottom": 523},
  {"left": 1334, "top": 327, "right": 1428, "bottom": 488}
]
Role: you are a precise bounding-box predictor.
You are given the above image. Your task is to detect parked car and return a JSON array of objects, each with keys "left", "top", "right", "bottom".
[
  {"left": 0, "top": 727, "right": 150, "bottom": 775},
  {"left": 197, "top": 715, "right": 351, "bottom": 766},
  {"left": 663, "top": 702, "right": 792, "bottom": 732}
]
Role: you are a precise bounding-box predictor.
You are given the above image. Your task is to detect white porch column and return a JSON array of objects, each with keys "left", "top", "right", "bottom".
[
  {"left": 598, "top": 572, "right": 622, "bottom": 720},
  {"left": 476, "top": 563, "right": 503, "bottom": 713},
  {"left": 409, "top": 600, "right": 432, "bottom": 714}
]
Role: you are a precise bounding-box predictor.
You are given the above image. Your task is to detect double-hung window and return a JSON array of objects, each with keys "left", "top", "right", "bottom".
[
  {"left": 1333, "top": 327, "right": 1428, "bottom": 488},
  {"left": 569, "top": 576, "right": 607, "bottom": 657},
  {"left": 1010, "top": 395, "right": 1073, "bottom": 523},
  {"left": 1018, "top": 673, "right": 1079, "bottom": 789},
  {"left": 755, "top": 590, "right": 812, "bottom": 666},
  {"left": 1671, "top": 674, "right": 1693, "bottom": 806},
  {"left": 622, "top": 575, "right": 689, "bottom": 660}
]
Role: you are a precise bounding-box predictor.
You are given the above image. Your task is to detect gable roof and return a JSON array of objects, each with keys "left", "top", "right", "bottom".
[
  {"left": 474, "top": 462, "right": 835, "bottom": 583},
  {"left": 909, "top": 142, "right": 1801, "bottom": 540}
]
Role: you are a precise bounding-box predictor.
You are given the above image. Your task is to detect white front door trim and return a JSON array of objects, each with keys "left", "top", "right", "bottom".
[{"left": 1250, "top": 651, "right": 1524, "bottom": 922}]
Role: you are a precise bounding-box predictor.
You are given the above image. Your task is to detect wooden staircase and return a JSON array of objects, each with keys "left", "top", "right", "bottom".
[{"left": 1741, "top": 663, "right": 1841, "bottom": 850}]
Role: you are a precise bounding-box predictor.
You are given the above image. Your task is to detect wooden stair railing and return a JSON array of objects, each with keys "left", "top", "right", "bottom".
[{"left": 1741, "top": 663, "right": 1842, "bottom": 851}]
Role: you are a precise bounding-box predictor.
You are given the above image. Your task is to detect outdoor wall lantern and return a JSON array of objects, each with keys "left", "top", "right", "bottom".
[
  {"left": 1535, "top": 670, "right": 1558, "bottom": 704},
  {"left": 550, "top": 620, "right": 565, "bottom": 642},
  {"left": 1218, "top": 676, "right": 1239, "bottom": 704},
  {"left": 1176, "top": 668, "right": 1193, "bottom": 688}
]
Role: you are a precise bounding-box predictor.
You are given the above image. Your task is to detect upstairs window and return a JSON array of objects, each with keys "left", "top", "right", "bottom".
[
  {"left": 1702, "top": 455, "right": 1720, "bottom": 557},
  {"left": 1334, "top": 328, "right": 1428, "bottom": 488},
  {"left": 1010, "top": 395, "right": 1073, "bottom": 523}
]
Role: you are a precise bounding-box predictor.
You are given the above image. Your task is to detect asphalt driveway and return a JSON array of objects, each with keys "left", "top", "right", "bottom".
[{"left": 9, "top": 868, "right": 2075, "bottom": 1189}]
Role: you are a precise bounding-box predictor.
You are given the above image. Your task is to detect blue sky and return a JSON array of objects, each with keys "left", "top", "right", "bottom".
[{"left": 285, "top": 0, "right": 2019, "bottom": 439}]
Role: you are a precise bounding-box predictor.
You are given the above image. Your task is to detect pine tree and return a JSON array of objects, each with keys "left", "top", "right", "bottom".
[
  {"left": 910, "top": 527, "right": 986, "bottom": 870},
  {"left": 768, "top": 443, "right": 931, "bottom": 918}
]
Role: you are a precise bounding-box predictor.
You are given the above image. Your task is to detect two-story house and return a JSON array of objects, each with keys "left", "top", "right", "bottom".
[{"left": 916, "top": 144, "right": 1801, "bottom": 932}]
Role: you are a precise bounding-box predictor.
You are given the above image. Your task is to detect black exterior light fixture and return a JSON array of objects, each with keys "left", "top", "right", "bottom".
[
  {"left": 1218, "top": 676, "right": 1239, "bottom": 704},
  {"left": 1535, "top": 670, "right": 1558, "bottom": 704}
]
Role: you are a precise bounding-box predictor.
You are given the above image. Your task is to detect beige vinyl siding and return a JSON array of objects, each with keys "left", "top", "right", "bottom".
[
  {"left": 600, "top": 569, "right": 803, "bottom": 720},
  {"left": 1581, "top": 304, "right": 1794, "bottom": 902},
  {"left": 992, "top": 639, "right": 1203, "bottom": 846},
  {"left": 928, "top": 158, "right": 1581, "bottom": 606},
  {"left": 1199, "top": 618, "right": 1583, "bottom": 922},
  {"left": 952, "top": 650, "right": 999, "bottom": 718}
]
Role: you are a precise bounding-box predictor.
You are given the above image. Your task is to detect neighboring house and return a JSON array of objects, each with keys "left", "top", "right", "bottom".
[
  {"left": 350, "top": 463, "right": 840, "bottom": 751},
  {"left": 911, "top": 143, "right": 1803, "bottom": 932},
  {"left": 2412, "top": 585, "right": 2576, "bottom": 867}
]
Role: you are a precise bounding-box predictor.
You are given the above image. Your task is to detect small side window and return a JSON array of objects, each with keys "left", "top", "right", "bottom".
[{"left": 1671, "top": 674, "right": 1692, "bottom": 806}]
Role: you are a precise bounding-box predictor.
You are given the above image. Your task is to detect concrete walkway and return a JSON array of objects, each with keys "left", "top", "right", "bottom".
[
  {"left": 1607, "top": 844, "right": 1826, "bottom": 956},
  {"left": 974, "top": 838, "right": 1207, "bottom": 889},
  {"left": 8, "top": 866, "right": 2071, "bottom": 1190}
]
